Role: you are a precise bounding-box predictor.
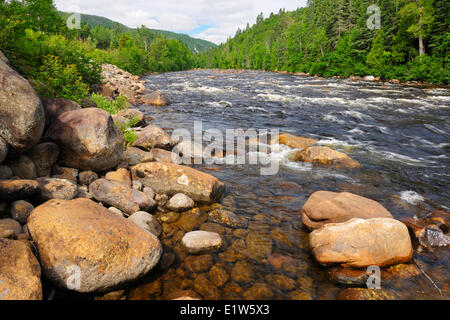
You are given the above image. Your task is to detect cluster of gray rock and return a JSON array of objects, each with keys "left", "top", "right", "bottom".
[
  {"left": 0, "top": 55, "right": 226, "bottom": 299},
  {"left": 101, "top": 63, "right": 169, "bottom": 107}
]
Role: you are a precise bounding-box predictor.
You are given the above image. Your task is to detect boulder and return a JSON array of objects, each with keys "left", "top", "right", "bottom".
[
  {"left": 10, "top": 200, "right": 34, "bottom": 224},
  {"left": 0, "top": 137, "right": 8, "bottom": 164},
  {"left": 8, "top": 155, "right": 37, "bottom": 179},
  {"left": 400, "top": 213, "right": 450, "bottom": 248},
  {"left": 141, "top": 91, "right": 169, "bottom": 106},
  {"left": 51, "top": 166, "right": 78, "bottom": 184},
  {"left": 45, "top": 108, "right": 124, "bottom": 171},
  {"left": 26, "top": 142, "right": 59, "bottom": 177},
  {"left": 123, "top": 147, "right": 154, "bottom": 166},
  {"left": 36, "top": 178, "right": 77, "bottom": 201},
  {"left": 78, "top": 170, "right": 98, "bottom": 186},
  {"left": 165, "top": 193, "right": 195, "bottom": 212},
  {"left": 309, "top": 218, "right": 413, "bottom": 267},
  {"left": 182, "top": 231, "right": 223, "bottom": 254},
  {"left": 27, "top": 198, "right": 162, "bottom": 292},
  {"left": 302, "top": 191, "right": 393, "bottom": 230},
  {"left": 173, "top": 141, "right": 205, "bottom": 161},
  {"left": 272, "top": 133, "right": 317, "bottom": 149},
  {"left": 116, "top": 109, "right": 146, "bottom": 127},
  {"left": 0, "top": 165, "right": 12, "bottom": 179},
  {"left": 132, "top": 125, "right": 172, "bottom": 150},
  {"left": 89, "top": 178, "right": 155, "bottom": 215},
  {"left": 151, "top": 148, "right": 182, "bottom": 164},
  {"left": 131, "top": 162, "right": 225, "bottom": 203},
  {"left": 0, "top": 179, "right": 40, "bottom": 201},
  {"left": 105, "top": 168, "right": 131, "bottom": 187},
  {"left": 293, "top": 146, "right": 361, "bottom": 168},
  {"left": 0, "top": 218, "right": 22, "bottom": 238},
  {"left": 0, "top": 239, "right": 42, "bottom": 300},
  {"left": 0, "top": 59, "right": 45, "bottom": 153},
  {"left": 41, "top": 98, "right": 81, "bottom": 126},
  {"left": 128, "top": 211, "right": 161, "bottom": 237},
  {"left": 101, "top": 83, "right": 118, "bottom": 98}
]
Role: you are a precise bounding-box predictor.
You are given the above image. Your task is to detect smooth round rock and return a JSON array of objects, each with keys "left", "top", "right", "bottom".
[
  {"left": 10, "top": 200, "right": 34, "bottom": 224},
  {"left": 182, "top": 230, "right": 223, "bottom": 254},
  {"left": 128, "top": 211, "right": 162, "bottom": 237}
]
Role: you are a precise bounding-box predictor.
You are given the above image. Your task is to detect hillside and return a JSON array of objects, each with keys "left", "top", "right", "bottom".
[
  {"left": 196, "top": 0, "right": 449, "bottom": 84},
  {"left": 59, "top": 12, "right": 217, "bottom": 53}
]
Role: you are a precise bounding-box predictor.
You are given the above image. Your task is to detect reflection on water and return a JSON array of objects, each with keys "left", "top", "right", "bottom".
[{"left": 60, "top": 70, "right": 450, "bottom": 300}]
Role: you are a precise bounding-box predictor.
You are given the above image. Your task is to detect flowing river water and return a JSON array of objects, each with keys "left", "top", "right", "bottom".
[{"left": 62, "top": 69, "right": 450, "bottom": 300}]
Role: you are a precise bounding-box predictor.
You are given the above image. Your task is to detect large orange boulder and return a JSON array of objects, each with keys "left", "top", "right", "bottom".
[
  {"left": 272, "top": 133, "right": 317, "bottom": 149},
  {"left": 27, "top": 198, "right": 162, "bottom": 292},
  {"left": 310, "top": 218, "right": 413, "bottom": 267},
  {"left": 45, "top": 108, "right": 124, "bottom": 171},
  {"left": 131, "top": 162, "right": 225, "bottom": 203},
  {"left": 302, "top": 191, "right": 393, "bottom": 230},
  {"left": 0, "top": 239, "right": 42, "bottom": 300},
  {"left": 293, "top": 146, "right": 361, "bottom": 168}
]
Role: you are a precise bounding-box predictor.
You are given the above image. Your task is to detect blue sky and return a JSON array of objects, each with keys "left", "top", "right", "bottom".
[{"left": 54, "top": 0, "right": 307, "bottom": 44}]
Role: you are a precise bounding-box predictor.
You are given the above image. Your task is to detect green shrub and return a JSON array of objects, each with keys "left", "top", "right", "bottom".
[
  {"left": 116, "top": 115, "right": 139, "bottom": 147},
  {"left": 33, "top": 55, "right": 90, "bottom": 103},
  {"left": 89, "top": 93, "right": 129, "bottom": 114}
]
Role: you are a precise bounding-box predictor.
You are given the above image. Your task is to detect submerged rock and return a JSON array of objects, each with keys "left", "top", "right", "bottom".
[
  {"left": 310, "top": 218, "right": 413, "bottom": 267},
  {"left": 400, "top": 212, "right": 450, "bottom": 248},
  {"left": 182, "top": 230, "right": 223, "bottom": 254},
  {"left": 131, "top": 162, "right": 225, "bottom": 203},
  {"left": 0, "top": 239, "right": 42, "bottom": 300},
  {"left": 208, "top": 208, "right": 248, "bottom": 228},
  {"left": 27, "top": 198, "right": 162, "bottom": 293},
  {"left": 302, "top": 191, "right": 393, "bottom": 230},
  {"left": 45, "top": 108, "right": 124, "bottom": 171}
]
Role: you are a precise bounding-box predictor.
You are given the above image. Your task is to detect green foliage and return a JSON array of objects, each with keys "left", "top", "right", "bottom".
[
  {"left": 33, "top": 55, "right": 90, "bottom": 103},
  {"left": 196, "top": 0, "right": 449, "bottom": 84},
  {"left": 89, "top": 93, "right": 130, "bottom": 114},
  {"left": 58, "top": 12, "right": 217, "bottom": 52},
  {"left": 117, "top": 115, "right": 139, "bottom": 147}
]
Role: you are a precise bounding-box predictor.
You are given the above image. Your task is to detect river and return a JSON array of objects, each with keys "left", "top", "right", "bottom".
[{"left": 100, "top": 70, "right": 450, "bottom": 300}]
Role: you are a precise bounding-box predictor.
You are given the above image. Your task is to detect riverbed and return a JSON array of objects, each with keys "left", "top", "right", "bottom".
[{"left": 99, "top": 70, "right": 449, "bottom": 300}]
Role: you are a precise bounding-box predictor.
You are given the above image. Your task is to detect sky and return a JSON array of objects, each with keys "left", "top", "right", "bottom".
[{"left": 54, "top": 0, "right": 307, "bottom": 45}]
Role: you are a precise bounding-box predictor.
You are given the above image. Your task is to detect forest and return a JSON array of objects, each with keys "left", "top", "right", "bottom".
[
  {"left": 196, "top": 0, "right": 449, "bottom": 84},
  {"left": 0, "top": 0, "right": 198, "bottom": 103}
]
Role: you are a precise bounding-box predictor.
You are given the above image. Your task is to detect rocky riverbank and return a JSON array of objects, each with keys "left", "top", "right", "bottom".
[{"left": 1, "top": 53, "right": 448, "bottom": 300}]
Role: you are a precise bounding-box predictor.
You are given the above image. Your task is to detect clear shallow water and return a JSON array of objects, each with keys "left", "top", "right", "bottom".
[{"left": 59, "top": 70, "right": 450, "bottom": 300}]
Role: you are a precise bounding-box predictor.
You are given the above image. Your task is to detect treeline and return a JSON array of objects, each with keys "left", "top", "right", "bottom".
[
  {"left": 0, "top": 0, "right": 194, "bottom": 102},
  {"left": 196, "top": 0, "right": 449, "bottom": 84}
]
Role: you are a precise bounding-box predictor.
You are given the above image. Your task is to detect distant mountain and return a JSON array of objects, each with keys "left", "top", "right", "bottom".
[{"left": 59, "top": 12, "right": 217, "bottom": 53}]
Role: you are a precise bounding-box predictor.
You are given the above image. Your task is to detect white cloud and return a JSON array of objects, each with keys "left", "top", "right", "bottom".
[{"left": 54, "top": 0, "right": 307, "bottom": 44}]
